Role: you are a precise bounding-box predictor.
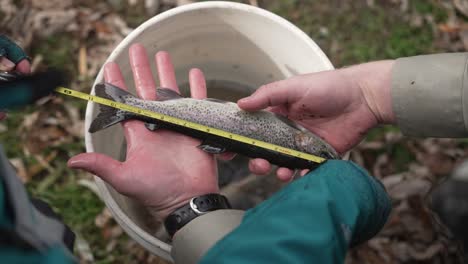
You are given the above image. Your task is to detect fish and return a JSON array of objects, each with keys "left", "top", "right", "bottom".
[{"left": 89, "top": 83, "right": 339, "bottom": 169}]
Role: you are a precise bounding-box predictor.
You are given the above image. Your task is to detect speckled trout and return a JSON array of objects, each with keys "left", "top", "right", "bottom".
[{"left": 89, "top": 83, "right": 339, "bottom": 169}]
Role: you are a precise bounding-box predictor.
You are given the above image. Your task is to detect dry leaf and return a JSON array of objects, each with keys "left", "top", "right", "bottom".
[
  {"left": 408, "top": 242, "right": 444, "bottom": 260},
  {"left": 27, "top": 151, "right": 57, "bottom": 178},
  {"left": 438, "top": 23, "right": 461, "bottom": 33},
  {"left": 454, "top": 0, "right": 468, "bottom": 17},
  {"left": 9, "top": 158, "right": 29, "bottom": 183},
  {"left": 31, "top": 10, "right": 78, "bottom": 37},
  {"left": 0, "top": 123, "right": 7, "bottom": 133},
  {"left": 93, "top": 20, "right": 112, "bottom": 35},
  {"left": 459, "top": 28, "right": 468, "bottom": 50},
  {"left": 75, "top": 233, "right": 94, "bottom": 263},
  {"left": 388, "top": 178, "right": 432, "bottom": 200},
  {"left": 145, "top": 0, "right": 160, "bottom": 15},
  {"left": 102, "top": 225, "right": 123, "bottom": 240},
  {"left": 31, "top": 0, "right": 73, "bottom": 10},
  {"left": 95, "top": 208, "right": 113, "bottom": 228},
  {"left": 79, "top": 45, "right": 88, "bottom": 78},
  {"left": 176, "top": 0, "right": 194, "bottom": 6},
  {"left": 249, "top": 0, "right": 258, "bottom": 7}
]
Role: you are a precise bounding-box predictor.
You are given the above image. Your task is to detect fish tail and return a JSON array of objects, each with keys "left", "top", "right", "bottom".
[{"left": 88, "top": 83, "right": 137, "bottom": 133}]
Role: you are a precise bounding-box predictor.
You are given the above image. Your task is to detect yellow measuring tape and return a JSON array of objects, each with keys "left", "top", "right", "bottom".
[{"left": 55, "top": 87, "right": 326, "bottom": 164}]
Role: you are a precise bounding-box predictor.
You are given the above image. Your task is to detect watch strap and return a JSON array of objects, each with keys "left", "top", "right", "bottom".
[{"left": 164, "top": 194, "right": 231, "bottom": 237}]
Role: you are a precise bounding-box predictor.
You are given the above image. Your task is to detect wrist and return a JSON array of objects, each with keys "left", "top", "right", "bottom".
[
  {"left": 152, "top": 199, "right": 192, "bottom": 221},
  {"left": 347, "top": 60, "right": 396, "bottom": 125},
  {"left": 163, "top": 193, "right": 231, "bottom": 237},
  {"left": 147, "top": 191, "right": 220, "bottom": 220}
]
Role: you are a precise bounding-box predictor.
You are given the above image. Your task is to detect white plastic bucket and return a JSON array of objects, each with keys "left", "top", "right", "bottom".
[{"left": 85, "top": 1, "right": 334, "bottom": 262}]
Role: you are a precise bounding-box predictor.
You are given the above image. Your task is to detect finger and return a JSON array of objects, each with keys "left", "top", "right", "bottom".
[
  {"left": 276, "top": 167, "right": 294, "bottom": 182},
  {"left": 248, "top": 159, "right": 271, "bottom": 175},
  {"left": 104, "top": 62, "right": 147, "bottom": 148},
  {"left": 300, "top": 169, "right": 309, "bottom": 177},
  {"left": 237, "top": 80, "right": 293, "bottom": 111},
  {"left": 129, "top": 44, "right": 157, "bottom": 100},
  {"left": 15, "top": 59, "right": 30, "bottom": 74},
  {"left": 189, "top": 68, "right": 207, "bottom": 99},
  {"left": 217, "top": 152, "right": 236, "bottom": 161},
  {"left": 68, "top": 153, "right": 124, "bottom": 190},
  {"left": 104, "top": 62, "right": 128, "bottom": 89},
  {"left": 155, "top": 51, "right": 179, "bottom": 92},
  {"left": 0, "top": 57, "right": 15, "bottom": 71}
]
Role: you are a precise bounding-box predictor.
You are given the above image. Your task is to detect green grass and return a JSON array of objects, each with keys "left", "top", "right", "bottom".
[
  {"left": 366, "top": 126, "right": 401, "bottom": 142},
  {"left": 31, "top": 35, "right": 78, "bottom": 74},
  {"left": 264, "top": 0, "right": 443, "bottom": 66},
  {"left": 0, "top": 109, "right": 33, "bottom": 157},
  {"left": 28, "top": 180, "right": 102, "bottom": 231},
  {"left": 25, "top": 166, "right": 136, "bottom": 263},
  {"left": 412, "top": 0, "right": 447, "bottom": 22}
]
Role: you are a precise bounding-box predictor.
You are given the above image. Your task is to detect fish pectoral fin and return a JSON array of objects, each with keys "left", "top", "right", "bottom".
[
  {"left": 145, "top": 122, "right": 159, "bottom": 131},
  {"left": 197, "top": 141, "right": 226, "bottom": 154}
]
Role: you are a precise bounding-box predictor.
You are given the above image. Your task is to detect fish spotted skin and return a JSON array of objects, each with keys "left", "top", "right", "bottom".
[{"left": 89, "top": 83, "right": 339, "bottom": 164}]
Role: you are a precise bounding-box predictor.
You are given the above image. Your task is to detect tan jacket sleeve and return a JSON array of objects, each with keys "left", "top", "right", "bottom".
[
  {"left": 171, "top": 209, "right": 244, "bottom": 264},
  {"left": 392, "top": 53, "right": 468, "bottom": 137}
]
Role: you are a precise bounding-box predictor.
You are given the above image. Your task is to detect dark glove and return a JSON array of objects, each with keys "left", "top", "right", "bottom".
[
  {"left": 0, "top": 35, "right": 29, "bottom": 64},
  {"left": 0, "top": 35, "right": 64, "bottom": 109}
]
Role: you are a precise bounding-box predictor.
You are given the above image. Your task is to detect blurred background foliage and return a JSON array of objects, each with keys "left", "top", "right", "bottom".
[{"left": 2, "top": 0, "right": 468, "bottom": 263}]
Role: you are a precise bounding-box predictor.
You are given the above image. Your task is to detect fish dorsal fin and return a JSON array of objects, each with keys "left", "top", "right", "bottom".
[
  {"left": 274, "top": 113, "right": 302, "bottom": 130},
  {"left": 204, "top": 98, "right": 229, "bottom": 104},
  {"left": 156, "top": 88, "right": 183, "bottom": 101}
]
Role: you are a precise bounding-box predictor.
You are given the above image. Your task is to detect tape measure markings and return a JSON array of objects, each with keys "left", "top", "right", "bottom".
[{"left": 55, "top": 87, "right": 326, "bottom": 163}]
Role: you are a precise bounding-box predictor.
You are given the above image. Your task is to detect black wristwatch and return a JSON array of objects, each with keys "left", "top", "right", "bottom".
[{"left": 164, "top": 193, "right": 231, "bottom": 237}]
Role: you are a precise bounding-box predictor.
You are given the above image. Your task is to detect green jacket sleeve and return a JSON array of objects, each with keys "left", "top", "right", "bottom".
[
  {"left": 199, "top": 160, "right": 391, "bottom": 263},
  {"left": 0, "top": 35, "right": 29, "bottom": 63}
]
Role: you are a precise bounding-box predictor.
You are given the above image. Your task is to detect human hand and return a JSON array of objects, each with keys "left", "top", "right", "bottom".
[
  {"left": 0, "top": 35, "right": 31, "bottom": 120},
  {"left": 68, "top": 44, "right": 218, "bottom": 220},
  {"left": 237, "top": 60, "right": 396, "bottom": 180}
]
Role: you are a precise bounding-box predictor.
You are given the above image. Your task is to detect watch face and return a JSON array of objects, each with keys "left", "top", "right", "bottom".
[{"left": 190, "top": 198, "right": 207, "bottom": 215}]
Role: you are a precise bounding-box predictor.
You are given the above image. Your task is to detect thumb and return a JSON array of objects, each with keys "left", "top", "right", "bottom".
[
  {"left": 15, "top": 59, "right": 31, "bottom": 74},
  {"left": 68, "top": 153, "right": 124, "bottom": 189},
  {"left": 0, "top": 56, "right": 15, "bottom": 71},
  {"left": 237, "top": 81, "right": 291, "bottom": 111}
]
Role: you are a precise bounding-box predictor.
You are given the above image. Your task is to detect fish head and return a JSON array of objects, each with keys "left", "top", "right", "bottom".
[{"left": 294, "top": 132, "right": 339, "bottom": 159}]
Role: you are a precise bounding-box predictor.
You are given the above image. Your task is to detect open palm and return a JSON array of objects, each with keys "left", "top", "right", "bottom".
[{"left": 68, "top": 44, "right": 218, "bottom": 219}]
